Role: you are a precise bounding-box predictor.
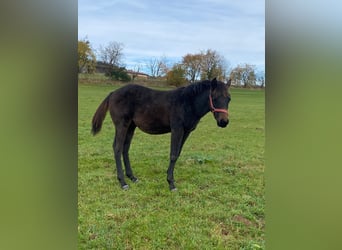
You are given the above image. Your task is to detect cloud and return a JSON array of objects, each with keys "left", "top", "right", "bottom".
[{"left": 79, "top": 0, "right": 264, "bottom": 70}]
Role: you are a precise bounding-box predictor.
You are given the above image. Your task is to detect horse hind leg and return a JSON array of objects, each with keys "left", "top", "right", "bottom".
[{"left": 123, "top": 123, "right": 138, "bottom": 183}]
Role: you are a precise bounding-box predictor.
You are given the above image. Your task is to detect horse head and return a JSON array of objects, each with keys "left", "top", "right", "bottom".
[{"left": 209, "top": 78, "right": 231, "bottom": 128}]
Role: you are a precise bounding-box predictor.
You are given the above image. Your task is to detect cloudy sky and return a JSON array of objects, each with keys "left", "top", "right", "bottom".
[{"left": 78, "top": 0, "right": 265, "bottom": 74}]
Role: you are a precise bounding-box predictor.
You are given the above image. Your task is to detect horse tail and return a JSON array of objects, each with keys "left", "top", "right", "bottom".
[{"left": 91, "top": 92, "right": 112, "bottom": 135}]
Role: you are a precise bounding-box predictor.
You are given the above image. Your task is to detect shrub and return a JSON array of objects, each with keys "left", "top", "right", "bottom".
[
  {"left": 110, "top": 66, "right": 131, "bottom": 82},
  {"left": 166, "top": 64, "right": 187, "bottom": 87}
]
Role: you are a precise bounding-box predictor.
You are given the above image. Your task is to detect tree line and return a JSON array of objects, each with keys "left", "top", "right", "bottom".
[{"left": 78, "top": 39, "right": 264, "bottom": 88}]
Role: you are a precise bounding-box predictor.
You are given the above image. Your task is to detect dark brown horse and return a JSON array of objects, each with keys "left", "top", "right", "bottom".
[{"left": 91, "top": 78, "right": 231, "bottom": 190}]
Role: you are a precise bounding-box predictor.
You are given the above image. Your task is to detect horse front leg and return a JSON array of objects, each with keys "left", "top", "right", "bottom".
[
  {"left": 167, "top": 128, "right": 186, "bottom": 191},
  {"left": 113, "top": 125, "right": 129, "bottom": 189},
  {"left": 123, "top": 123, "right": 138, "bottom": 183}
]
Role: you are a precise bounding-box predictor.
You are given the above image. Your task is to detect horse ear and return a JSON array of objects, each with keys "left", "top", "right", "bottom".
[
  {"left": 211, "top": 78, "right": 218, "bottom": 89},
  {"left": 227, "top": 78, "right": 232, "bottom": 87}
]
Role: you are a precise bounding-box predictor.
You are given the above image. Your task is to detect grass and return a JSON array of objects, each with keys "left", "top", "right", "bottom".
[{"left": 78, "top": 83, "right": 265, "bottom": 249}]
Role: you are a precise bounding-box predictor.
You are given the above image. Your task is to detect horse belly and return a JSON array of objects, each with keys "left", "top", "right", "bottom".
[
  {"left": 138, "top": 124, "right": 171, "bottom": 134},
  {"left": 134, "top": 113, "right": 171, "bottom": 134}
]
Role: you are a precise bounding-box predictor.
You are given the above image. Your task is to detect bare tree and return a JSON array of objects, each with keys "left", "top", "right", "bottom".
[
  {"left": 98, "top": 41, "right": 124, "bottom": 73},
  {"left": 146, "top": 57, "right": 159, "bottom": 78},
  {"left": 146, "top": 56, "right": 168, "bottom": 78},
  {"left": 257, "top": 71, "right": 265, "bottom": 88}
]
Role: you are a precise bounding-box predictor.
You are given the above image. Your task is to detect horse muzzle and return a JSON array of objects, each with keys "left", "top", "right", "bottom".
[{"left": 217, "top": 119, "right": 229, "bottom": 128}]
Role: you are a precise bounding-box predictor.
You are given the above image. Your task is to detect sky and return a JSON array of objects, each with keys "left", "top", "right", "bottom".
[{"left": 78, "top": 0, "right": 265, "bottom": 75}]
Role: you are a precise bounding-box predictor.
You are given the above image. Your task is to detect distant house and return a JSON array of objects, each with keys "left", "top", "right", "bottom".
[
  {"left": 95, "top": 62, "right": 111, "bottom": 74},
  {"left": 126, "top": 70, "right": 149, "bottom": 79}
]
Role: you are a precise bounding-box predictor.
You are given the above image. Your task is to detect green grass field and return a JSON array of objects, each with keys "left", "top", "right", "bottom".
[{"left": 78, "top": 83, "right": 265, "bottom": 249}]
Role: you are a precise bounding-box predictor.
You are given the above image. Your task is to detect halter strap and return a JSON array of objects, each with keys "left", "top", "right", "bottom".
[{"left": 209, "top": 91, "right": 229, "bottom": 114}]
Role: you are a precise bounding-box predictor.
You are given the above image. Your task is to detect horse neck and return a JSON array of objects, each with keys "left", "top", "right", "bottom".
[{"left": 192, "top": 87, "right": 211, "bottom": 118}]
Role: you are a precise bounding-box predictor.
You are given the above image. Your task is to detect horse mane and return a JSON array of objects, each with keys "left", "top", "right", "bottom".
[{"left": 181, "top": 80, "right": 211, "bottom": 98}]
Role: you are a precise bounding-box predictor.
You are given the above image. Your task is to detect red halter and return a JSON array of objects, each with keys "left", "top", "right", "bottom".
[{"left": 209, "top": 91, "right": 229, "bottom": 114}]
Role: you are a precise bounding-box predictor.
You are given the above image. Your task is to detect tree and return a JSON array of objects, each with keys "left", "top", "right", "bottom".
[
  {"left": 200, "top": 49, "right": 228, "bottom": 81},
  {"left": 166, "top": 64, "right": 187, "bottom": 87},
  {"left": 98, "top": 41, "right": 124, "bottom": 75},
  {"left": 257, "top": 71, "right": 265, "bottom": 88},
  {"left": 230, "top": 64, "right": 257, "bottom": 88},
  {"left": 182, "top": 53, "right": 202, "bottom": 83},
  {"left": 146, "top": 56, "right": 168, "bottom": 78},
  {"left": 78, "top": 39, "right": 96, "bottom": 73},
  {"left": 147, "top": 57, "right": 159, "bottom": 78}
]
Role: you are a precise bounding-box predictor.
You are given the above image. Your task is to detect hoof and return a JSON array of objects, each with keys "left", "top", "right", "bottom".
[
  {"left": 121, "top": 184, "right": 129, "bottom": 190},
  {"left": 170, "top": 187, "right": 178, "bottom": 192},
  {"left": 131, "top": 177, "right": 138, "bottom": 183}
]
